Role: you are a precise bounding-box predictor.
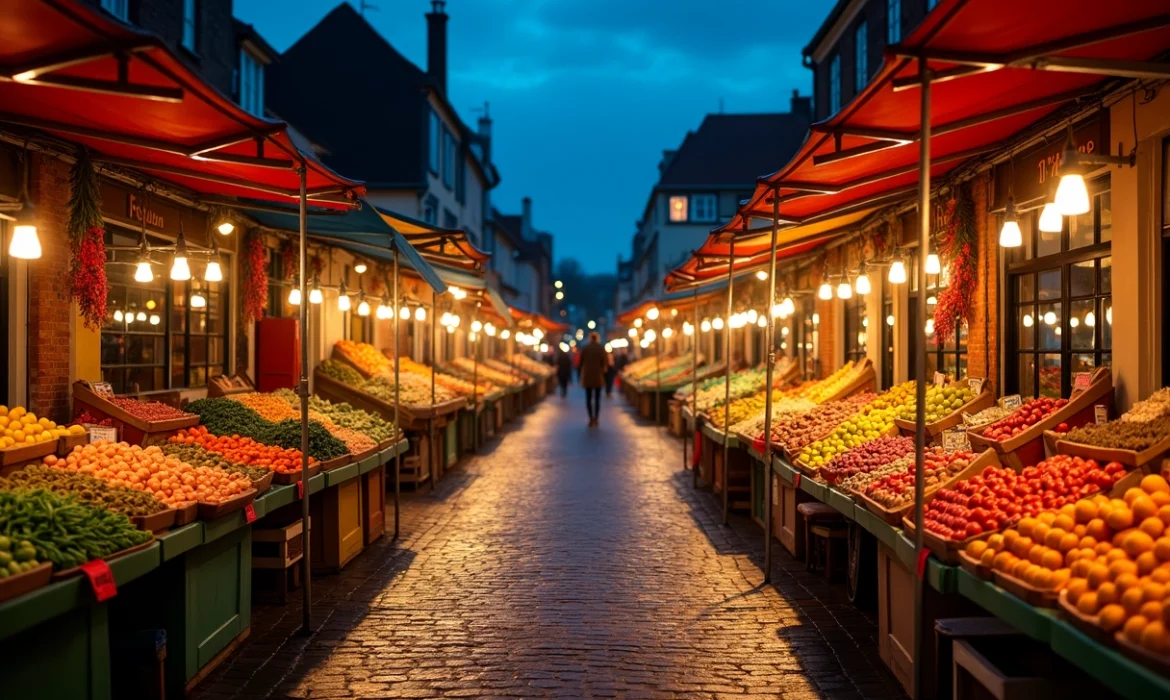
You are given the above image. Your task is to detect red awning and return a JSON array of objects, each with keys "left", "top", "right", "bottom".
[
  {"left": 733, "top": 0, "right": 1170, "bottom": 227},
  {"left": 665, "top": 233, "right": 834, "bottom": 291},
  {"left": 378, "top": 209, "right": 491, "bottom": 270},
  {"left": 508, "top": 306, "right": 569, "bottom": 334},
  {"left": 0, "top": 0, "right": 363, "bottom": 207}
]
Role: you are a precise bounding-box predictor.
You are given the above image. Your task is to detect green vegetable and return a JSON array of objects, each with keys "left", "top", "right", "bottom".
[
  {"left": 160, "top": 444, "right": 269, "bottom": 481},
  {"left": 318, "top": 359, "right": 365, "bottom": 386},
  {"left": 186, "top": 398, "right": 347, "bottom": 461},
  {"left": 1, "top": 466, "right": 168, "bottom": 517},
  {"left": 0, "top": 489, "right": 150, "bottom": 570}
]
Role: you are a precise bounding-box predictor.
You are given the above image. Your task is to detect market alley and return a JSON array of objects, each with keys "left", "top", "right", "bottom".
[{"left": 192, "top": 387, "right": 904, "bottom": 700}]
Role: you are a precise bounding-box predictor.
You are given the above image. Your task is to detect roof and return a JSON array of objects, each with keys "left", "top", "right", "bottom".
[
  {"left": 0, "top": 0, "right": 362, "bottom": 207},
  {"left": 490, "top": 209, "right": 524, "bottom": 248},
  {"left": 233, "top": 19, "right": 279, "bottom": 64},
  {"left": 657, "top": 112, "right": 811, "bottom": 188},
  {"left": 376, "top": 207, "right": 491, "bottom": 270},
  {"left": 802, "top": 0, "right": 857, "bottom": 60}
]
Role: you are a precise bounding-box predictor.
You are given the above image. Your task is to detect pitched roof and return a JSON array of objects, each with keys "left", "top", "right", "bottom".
[
  {"left": 490, "top": 208, "right": 524, "bottom": 248},
  {"left": 801, "top": 0, "right": 854, "bottom": 59},
  {"left": 265, "top": 3, "right": 432, "bottom": 188},
  {"left": 656, "top": 112, "right": 810, "bottom": 189}
]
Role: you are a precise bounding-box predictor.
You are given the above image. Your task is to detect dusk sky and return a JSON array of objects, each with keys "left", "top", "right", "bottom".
[{"left": 235, "top": 0, "right": 824, "bottom": 274}]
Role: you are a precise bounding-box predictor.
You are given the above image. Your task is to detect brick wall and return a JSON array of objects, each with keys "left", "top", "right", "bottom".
[
  {"left": 27, "top": 154, "right": 73, "bottom": 422},
  {"left": 816, "top": 297, "right": 837, "bottom": 380},
  {"left": 965, "top": 174, "right": 1000, "bottom": 387}
]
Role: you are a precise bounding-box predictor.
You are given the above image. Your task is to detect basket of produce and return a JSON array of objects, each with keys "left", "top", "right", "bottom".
[
  {"left": 771, "top": 393, "right": 877, "bottom": 463},
  {"left": 185, "top": 398, "right": 351, "bottom": 464},
  {"left": 1057, "top": 589, "right": 1116, "bottom": 647},
  {"left": 794, "top": 382, "right": 915, "bottom": 476},
  {"left": 73, "top": 382, "right": 200, "bottom": 433},
  {"left": 196, "top": 487, "right": 257, "bottom": 521},
  {"left": 56, "top": 429, "right": 89, "bottom": 456},
  {"left": 332, "top": 339, "right": 392, "bottom": 378},
  {"left": 0, "top": 559, "right": 52, "bottom": 604},
  {"left": 820, "top": 436, "right": 915, "bottom": 486},
  {"left": 906, "top": 454, "right": 1126, "bottom": 564},
  {"left": 160, "top": 441, "right": 275, "bottom": 496},
  {"left": 816, "top": 359, "right": 876, "bottom": 404},
  {"left": 0, "top": 405, "right": 80, "bottom": 466},
  {"left": 1056, "top": 388, "right": 1170, "bottom": 467},
  {"left": 1, "top": 464, "right": 177, "bottom": 534},
  {"left": 1115, "top": 629, "right": 1170, "bottom": 677},
  {"left": 894, "top": 381, "right": 995, "bottom": 438},
  {"left": 855, "top": 449, "right": 994, "bottom": 526},
  {"left": 168, "top": 427, "right": 318, "bottom": 485},
  {"left": 175, "top": 502, "right": 198, "bottom": 525},
  {"left": 957, "top": 548, "right": 994, "bottom": 580},
  {"left": 251, "top": 470, "right": 274, "bottom": 494}
]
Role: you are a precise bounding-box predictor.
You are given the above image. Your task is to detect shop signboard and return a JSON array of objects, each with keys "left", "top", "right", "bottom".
[
  {"left": 992, "top": 113, "right": 1109, "bottom": 210},
  {"left": 98, "top": 180, "right": 210, "bottom": 245}
]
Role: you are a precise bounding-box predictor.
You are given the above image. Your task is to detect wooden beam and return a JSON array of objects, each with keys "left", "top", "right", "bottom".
[{"left": 5, "top": 73, "right": 183, "bottom": 102}]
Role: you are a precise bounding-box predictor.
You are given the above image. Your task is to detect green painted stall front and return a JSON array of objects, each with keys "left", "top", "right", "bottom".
[{"left": 1, "top": 603, "right": 110, "bottom": 698}]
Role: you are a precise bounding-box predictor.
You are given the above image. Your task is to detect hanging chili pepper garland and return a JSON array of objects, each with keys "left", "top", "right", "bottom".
[
  {"left": 243, "top": 230, "right": 268, "bottom": 324},
  {"left": 933, "top": 187, "right": 977, "bottom": 344},
  {"left": 280, "top": 238, "right": 298, "bottom": 281},
  {"left": 66, "top": 148, "right": 107, "bottom": 330}
]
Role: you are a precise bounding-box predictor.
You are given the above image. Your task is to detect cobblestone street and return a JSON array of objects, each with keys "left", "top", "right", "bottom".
[{"left": 193, "top": 388, "right": 905, "bottom": 699}]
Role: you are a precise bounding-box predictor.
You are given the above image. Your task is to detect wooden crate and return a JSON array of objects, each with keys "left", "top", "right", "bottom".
[
  {"left": 252, "top": 519, "right": 306, "bottom": 604},
  {"left": 877, "top": 541, "right": 915, "bottom": 697},
  {"left": 362, "top": 465, "right": 387, "bottom": 546},
  {"left": 778, "top": 477, "right": 809, "bottom": 559},
  {"left": 310, "top": 477, "right": 364, "bottom": 573}
]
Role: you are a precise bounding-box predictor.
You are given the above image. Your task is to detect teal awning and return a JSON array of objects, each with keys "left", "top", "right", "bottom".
[
  {"left": 425, "top": 262, "right": 512, "bottom": 325},
  {"left": 239, "top": 198, "right": 447, "bottom": 293}
]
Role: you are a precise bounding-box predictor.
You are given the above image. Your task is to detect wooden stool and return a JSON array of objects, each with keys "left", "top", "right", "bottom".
[{"left": 797, "top": 502, "right": 847, "bottom": 581}]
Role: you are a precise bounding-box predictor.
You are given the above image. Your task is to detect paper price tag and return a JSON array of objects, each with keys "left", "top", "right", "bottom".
[
  {"left": 80, "top": 559, "right": 117, "bottom": 602},
  {"left": 793, "top": 473, "right": 802, "bottom": 489},
  {"left": 916, "top": 549, "right": 932, "bottom": 580},
  {"left": 87, "top": 425, "right": 117, "bottom": 443},
  {"left": 1094, "top": 405, "right": 1109, "bottom": 425},
  {"left": 244, "top": 503, "right": 257, "bottom": 523},
  {"left": 297, "top": 481, "right": 305, "bottom": 499},
  {"left": 92, "top": 382, "right": 115, "bottom": 398},
  {"left": 999, "top": 394, "right": 1023, "bottom": 410},
  {"left": 933, "top": 372, "right": 947, "bottom": 387},
  {"left": 967, "top": 378, "right": 985, "bottom": 394},
  {"left": 772, "top": 475, "right": 780, "bottom": 506},
  {"left": 1073, "top": 372, "right": 1093, "bottom": 392},
  {"left": 752, "top": 435, "right": 766, "bottom": 455},
  {"left": 943, "top": 429, "right": 971, "bottom": 453}
]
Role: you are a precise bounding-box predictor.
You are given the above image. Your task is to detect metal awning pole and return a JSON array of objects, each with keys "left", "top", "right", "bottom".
[
  {"left": 722, "top": 238, "right": 735, "bottom": 526},
  {"left": 686, "top": 288, "right": 697, "bottom": 473},
  {"left": 912, "top": 56, "right": 932, "bottom": 700},
  {"left": 297, "top": 165, "right": 312, "bottom": 634},
  {"left": 429, "top": 289, "right": 437, "bottom": 491},
  {"left": 654, "top": 314, "right": 662, "bottom": 426},
  {"left": 763, "top": 191, "right": 780, "bottom": 584},
  {"left": 393, "top": 250, "right": 401, "bottom": 539}
]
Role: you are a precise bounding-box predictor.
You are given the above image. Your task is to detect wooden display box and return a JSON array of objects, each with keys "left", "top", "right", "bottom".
[
  {"left": 952, "top": 636, "right": 1088, "bottom": 700},
  {"left": 668, "top": 400, "right": 683, "bottom": 437},
  {"left": 310, "top": 476, "right": 364, "bottom": 573},
  {"left": 361, "top": 465, "right": 386, "bottom": 546},
  {"left": 894, "top": 381, "right": 996, "bottom": 440},
  {"left": 778, "top": 475, "right": 809, "bottom": 559},
  {"left": 206, "top": 373, "right": 256, "bottom": 398},
  {"left": 877, "top": 541, "right": 915, "bottom": 697},
  {"left": 821, "top": 358, "right": 877, "bottom": 403},
  {"left": 72, "top": 382, "right": 199, "bottom": 446}
]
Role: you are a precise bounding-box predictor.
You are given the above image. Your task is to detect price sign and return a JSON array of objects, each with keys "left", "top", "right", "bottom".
[
  {"left": 1073, "top": 372, "right": 1093, "bottom": 392},
  {"left": 1095, "top": 405, "right": 1109, "bottom": 424},
  {"left": 244, "top": 503, "right": 257, "bottom": 523},
  {"left": 87, "top": 425, "right": 117, "bottom": 443},
  {"left": 772, "top": 475, "right": 780, "bottom": 506},
  {"left": 79, "top": 559, "right": 117, "bottom": 602},
  {"left": 916, "top": 549, "right": 933, "bottom": 580},
  {"left": 793, "top": 473, "right": 802, "bottom": 489},
  {"left": 933, "top": 372, "right": 947, "bottom": 387},
  {"left": 968, "top": 378, "right": 985, "bottom": 394},
  {"left": 943, "top": 429, "right": 971, "bottom": 453},
  {"left": 999, "top": 394, "right": 1023, "bottom": 410},
  {"left": 91, "top": 382, "right": 115, "bottom": 398},
  {"left": 297, "top": 481, "right": 305, "bottom": 499},
  {"left": 752, "top": 435, "right": 766, "bottom": 455}
]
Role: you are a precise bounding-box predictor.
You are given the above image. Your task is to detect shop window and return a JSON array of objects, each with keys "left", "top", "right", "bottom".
[
  {"left": 1006, "top": 180, "right": 1112, "bottom": 398},
  {"left": 854, "top": 21, "right": 868, "bottom": 92},
  {"left": 690, "top": 194, "right": 717, "bottom": 223},
  {"left": 908, "top": 251, "right": 967, "bottom": 380},
  {"left": 844, "top": 293, "right": 868, "bottom": 364},
  {"left": 668, "top": 195, "right": 688, "bottom": 222},
  {"left": 266, "top": 246, "right": 288, "bottom": 319},
  {"left": 881, "top": 277, "right": 895, "bottom": 390},
  {"left": 829, "top": 54, "right": 841, "bottom": 115},
  {"left": 800, "top": 304, "right": 820, "bottom": 379},
  {"left": 428, "top": 111, "right": 440, "bottom": 174},
  {"left": 423, "top": 196, "right": 438, "bottom": 225},
  {"left": 100, "top": 0, "right": 128, "bottom": 21},
  {"left": 442, "top": 128, "right": 456, "bottom": 189},
  {"left": 888, "top": 0, "right": 902, "bottom": 44},
  {"left": 182, "top": 0, "right": 197, "bottom": 52},
  {"left": 171, "top": 278, "right": 226, "bottom": 389},
  {"left": 238, "top": 50, "right": 264, "bottom": 117}
]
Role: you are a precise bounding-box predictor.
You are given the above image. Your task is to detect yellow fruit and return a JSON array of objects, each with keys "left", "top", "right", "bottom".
[
  {"left": 1160, "top": 505, "right": 1170, "bottom": 527},
  {"left": 1151, "top": 568, "right": 1170, "bottom": 585},
  {"left": 1134, "top": 496, "right": 1159, "bottom": 524},
  {"left": 0, "top": 405, "right": 7, "bottom": 416},
  {"left": 1002, "top": 529, "right": 1020, "bottom": 550},
  {"left": 1143, "top": 581, "right": 1167, "bottom": 604},
  {"left": 9, "top": 407, "right": 24, "bottom": 419},
  {"left": 1106, "top": 548, "right": 1128, "bottom": 563},
  {"left": 1124, "top": 615, "right": 1149, "bottom": 643},
  {"left": 1071, "top": 558, "right": 1094, "bottom": 578},
  {"left": 12, "top": 431, "right": 24, "bottom": 442},
  {"left": 1050, "top": 568, "right": 1071, "bottom": 589},
  {"left": 1029, "top": 546, "right": 1048, "bottom": 566},
  {"left": 1012, "top": 536, "right": 1034, "bottom": 558},
  {"left": 1058, "top": 532, "right": 1080, "bottom": 553},
  {"left": 1017, "top": 518, "right": 1037, "bottom": 539},
  {"left": 993, "top": 551, "right": 1015, "bottom": 572},
  {"left": 1086, "top": 519, "right": 1110, "bottom": 542},
  {"left": 986, "top": 533, "right": 1005, "bottom": 551},
  {"left": 1032, "top": 522, "right": 1051, "bottom": 543},
  {"left": 1124, "top": 531, "right": 1156, "bottom": 558},
  {"left": 1100, "top": 604, "right": 1127, "bottom": 632},
  {"left": 1012, "top": 559, "right": 1032, "bottom": 579},
  {"left": 1075, "top": 500, "right": 1098, "bottom": 524},
  {"left": 1137, "top": 551, "right": 1160, "bottom": 576},
  {"left": 1053, "top": 514, "right": 1075, "bottom": 532},
  {"left": 1039, "top": 512, "right": 1057, "bottom": 526},
  {"left": 1122, "top": 586, "right": 1146, "bottom": 614},
  {"left": 1143, "top": 621, "right": 1169, "bottom": 654},
  {"left": 1078, "top": 535, "right": 1098, "bottom": 550},
  {"left": 1097, "top": 581, "right": 1119, "bottom": 606},
  {"left": 1142, "top": 474, "right": 1170, "bottom": 496},
  {"left": 1141, "top": 600, "right": 1165, "bottom": 622},
  {"left": 1044, "top": 528, "right": 1065, "bottom": 550},
  {"left": 1110, "top": 559, "right": 1139, "bottom": 581},
  {"left": 980, "top": 548, "right": 996, "bottom": 567},
  {"left": 1077, "top": 591, "right": 1100, "bottom": 615},
  {"left": 1141, "top": 517, "right": 1167, "bottom": 539}
]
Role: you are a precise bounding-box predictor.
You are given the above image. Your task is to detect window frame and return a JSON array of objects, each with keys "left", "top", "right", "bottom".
[
  {"left": 668, "top": 195, "right": 688, "bottom": 223},
  {"left": 428, "top": 111, "right": 441, "bottom": 175},
  {"left": 423, "top": 195, "right": 438, "bottom": 225},
  {"left": 442, "top": 128, "right": 456, "bottom": 190},
  {"left": 843, "top": 289, "right": 868, "bottom": 365},
  {"left": 689, "top": 193, "right": 718, "bottom": 223},
  {"left": 908, "top": 250, "right": 967, "bottom": 380},
  {"left": 238, "top": 49, "right": 264, "bottom": 117},
  {"left": 888, "top": 0, "right": 902, "bottom": 44},
  {"left": 100, "top": 0, "right": 129, "bottom": 21},
  {"left": 854, "top": 21, "right": 868, "bottom": 92},
  {"left": 829, "top": 53, "right": 842, "bottom": 115},
  {"left": 181, "top": 0, "right": 198, "bottom": 53}
]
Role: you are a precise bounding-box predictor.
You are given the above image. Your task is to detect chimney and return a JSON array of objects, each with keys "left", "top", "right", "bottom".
[
  {"left": 790, "top": 89, "right": 811, "bottom": 120},
  {"left": 521, "top": 197, "right": 533, "bottom": 240},
  {"left": 425, "top": 1, "right": 448, "bottom": 94},
  {"left": 477, "top": 102, "right": 492, "bottom": 164}
]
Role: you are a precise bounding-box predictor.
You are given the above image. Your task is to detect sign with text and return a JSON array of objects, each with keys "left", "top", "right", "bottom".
[
  {"left": 968, "top": 378, "right": 985, "bottom": 394},
  {"left": 1073, "top": 372, "right": 1093, "bottom": 393},
  {"left": 999, "top": 394, "right": 1023, "bottom": 411},
  {"left": 1095, "top": 405, "right": 1109, "bottom": 425},
  {"left": 934, "top": 372, "right": 947, "bottom": 388},
  {"left": 992, "top": 114, "right": 1108, "bottom": 209},
  {"left": 87, "top": 425, "right": 118, "bottom": 443},
  {"left": 80, "top": 559, "right": 117, "bottom": 602},
  {"left": 943, "top": 429, "right": 971, "bottom": 453}
]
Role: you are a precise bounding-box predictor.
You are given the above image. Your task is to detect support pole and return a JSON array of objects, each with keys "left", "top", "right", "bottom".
[
  {"left": 393, "top": 250, "right": 401, "bottom": 539},
  {"left": 912, "top": 57, "right": 932, "bottom": 700},
  {"left": 722, "top": 238, "right": 735, "bottom": 525},
  {"left": 686, "top": 289, "right": 697, "bottom": 474},
  {"left": 763, "top": 191, "right": 780, "bottom": 584},
  {"left": 429, "top": 289, "right": 437, "bottom": 491},
  {"left": 654, "top": 313, "right": 661, "bottom": 426},
  {"left": 297, "top": 165, "right": 312, "bottom": 634}
]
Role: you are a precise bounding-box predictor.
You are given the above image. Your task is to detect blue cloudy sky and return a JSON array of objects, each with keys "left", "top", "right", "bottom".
[{"left": 235, "top": 0, "right": 825, "bottom": 274}]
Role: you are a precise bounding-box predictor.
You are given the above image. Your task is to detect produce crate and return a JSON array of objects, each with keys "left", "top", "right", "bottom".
[
  {"left": 72, "top": 381, "right": 199, "bottom": 446},
  {"left": 0, "top": 439, "right": 56, "bottom": 467},
  {"left": 310, "top": 476, "right": 364, "bottom": 573},
  {"left": 820, "top": 358, "right": 877, "bottom": 403},
  {"left": 1055, "top": 431, "right": 1170, "bottom": 468},
  {"left": 856, "top": 449, "right": 1001, "bottom": 526},
  {"left": 252, "top": 518, "right": 306, "bottom": 604},
  {"left": 0, "top": 561, "right": 52, "bottom": 604},
  {"left": 894, "top": 380, "right": 996, "bottom": 440},
  {"left": 361, "top": 465, "right": 386, "bottom": 546},
  {"left": 877, "top": 541, "right": 916, "bottom": 697}
]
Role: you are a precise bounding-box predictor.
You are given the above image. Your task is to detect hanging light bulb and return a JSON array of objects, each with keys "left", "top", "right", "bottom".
[
  {"left": 1084, "top": 311, "right": 1095, "bottom": 327},
  {"left": 216, "top": 220, "right": 234, "bottom": 235},
  {"left": 375, "top": 300, "right": 389, "bottom": 319},
  {"left": 1023, "top": 313, "right": 1034, "bottom": 328},
  {"left": 925, "top": 318, "right": 935, "bottom": 335},
  {"left": 287, "top": 287, "right": 301, "bottom": 306},
  {"left": 999, "top": 196, "right": 1023, "bottom": 248},
  {"left": 782, "top": 297, "right": 795, "bottom": 317},
  {"left": 414, "top": 306, "right": 426, "bottom": 321},
  {"left": 205, "top": 257, "right": 224, "bottom": 283},
  {"left": 451, "top": 314, "right": 461, "bottom": 327},
  {"left": 746, "top": 309, "right": 759, "bottom": 324},
  {"left": 925, "top": 252, "right": 942, "bottom": 275},
  {"left": 1038, "top": 201, "right": 1062, "bottom": 234},
  {"left": 647, "top": 307, "right": 659, "bottom": 321},
  {"left": 662, "top": 327, "right": 673, "bottom": 338},
  {"left": 9, "top": 152, "right": 41, "bottom": 259},
  {"left": 136, "top": 311, "right": 147, "bottom": 322},
  {"left": 837, "top": 278, "right": 853, "bottom": 299},
  {"left": 357, "top": 295, "right": 370, "bottom": 317},
  {"left": 855, "top": 267, "right": 871, "bottom": 295},
  {"left": 755, "top": 270, "right": 768, "bottom": 281},
  {"left": 534, "top": 328, "right": 545, "bottom": 339},
  {"left": 683, "top": 322, "right": 694, "bottom": 336},
  {"left": 500, "top": 329, "right": 510, "bottom": 340},
  {"left": 1069, "top": 316, "right": 1080, "bottom": 328},
  {"left": 309, "top": 280, "right": 323, "bottom": 305},
  {"left": 771, "top": 303, "right": 783, "bottom": 318},
  {"left": 888, "top": 252, "right": 907, "bottom": 284},
  {"left": 712, "top": 317, "right": 725, "bottom": 330},
  {"left": 486, "top": 323, "right": 497, "bottom": 337},
  {"left": 149, "top": 314, "right": 161, "bottom": 326},
  {"left": 337, "top": 281, "right": 351, "bottom": 312},
  {"left": 134, "top": 257, "right": 154, "bottom": 283},
  {"left": 471, "top": 320, "right": 483, "bottom": 332},
  {"left": 191, "top": 293, "right": 207, "bottom": 309},
  {"left": 399, "top": 305, "right": 410, "bottom": 320},
  {"left": 1055, "top": 129, "right": 1090, "bottom": 215},
  {"left": 170, "top": 230, "right": 191, "bottom": 281},
  {"left": 628, "top": 328, "right": 638, "bottom": 337},
  {"left": 818, "top": 276, "right": 833, "bottom": 300},
  {"left": 634, "top": 318, "right": 643, "bottom": 328},
  {"left": 886, "top": 314, "right": 895, "bottom": 327},
  {"left": 756, "top": 315, "right": 767, "bottom": 328},
  {"left": 700, "top": 319, "right": 711, "bottom": 333},
  {"left": 812, "top": 313, "right": 820, "bottom": 324},
  {"left": 1043, "top": 311, "right": 1056, "bottom": 325},
  {"left": 114, "top": 310, "right": 124, "bottom": 322},
  {"left": 354, "top": 262, "right": 367, "bottom": 274}
]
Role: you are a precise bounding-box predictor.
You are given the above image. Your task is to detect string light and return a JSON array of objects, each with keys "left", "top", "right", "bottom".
[
  {"left": 338, "top": 281, "right": 351, "bottom": 312},
  {"left": 399, "top": 305, "right": 411, "bottom": 320},
  {"left": 628, "top": 328, "right": 637, "bottom": 337},
  {"left": 191, "top": 293, "right": 207, "bottom": 309},
  {"left": 134, "top": 256, "right": 154, "bottom": 283},
  {"left": 205, "top": 257, "right": 224, "bottom": 283},
  {"left": 781, "top": 297, "right": 795, "bottom": 317},
  {"left": 309, "top": 279, "right": 323, "bottom": 305},
  {"left": 486, "top": 323, "right": 497, "bottom": 337},
  {"left": 855, "top": 266, "right": 871, "bottom": 295},
  {"left": 755, "top": 270, "right": 768, "bottom": 281},
  {"left": 500, "top": 329, "right": 510, "bottom": 339},
  {"left": 817, "top": 275, "right": 833, "bottom": 300},
  {"left": 354, "top": 262, "right": 367, "bottom": 274},
  {"left": 216, "top": 220, "right": 235, "bottom": 235},
  {"left": 357, "top": 294, "right": 370, "bottom": 317},
  {"left": 836, "top": 278, "right": 853, "bottom": 299},
  {"left": 647, "top": 307, "right": 659, "bottom": 321},
  {"left": 1055, "top": 127, "right": 1090, "bottom": 215},
  {"left": 415, "top": 306, "right": 426, "bottom": 322},
  {"left": 287, "top": 275, "right": 301, "bottom": 305},
  {"left": 471, "top": 320, "right": 483, "bottom": 332},
  {"left": 888, "top": 252, "right": 907, "bottom": 284},
  {"left": 925, "top": 252, "right": 941, "bottom": 275},
  {"left": 746, "top": 309, "right": 758, "bottom": 324},
  {"left": 712, "top": 317, "right": 724, "bottom": 330},
  {"left": 700, "top": 319, "right": 711, "bottom": 333},
  {"left": 683, "top": 322, "right": 694, "bottom": 336},
  {"left": 634, "top": 318, "right": 642, "bottom": 328},
  {"left": 756, "top": 315, "right": 766, "bottom": 328},
  {"left": 170, "top": 231, "right": 191, "bottom": 281},
  {"left": 662, "top": 327, "right": 673, "bottom": 338},
  {"left": 999, "top": 196, "right": 1023, "bottom": 247},
  {"left": 1038, "top": 201, "right": 1062, "bottom": 234}
]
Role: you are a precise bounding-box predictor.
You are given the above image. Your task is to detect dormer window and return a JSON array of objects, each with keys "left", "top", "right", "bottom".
[{"left": 238, "top": 49, "right": 264, "bottom": 117}]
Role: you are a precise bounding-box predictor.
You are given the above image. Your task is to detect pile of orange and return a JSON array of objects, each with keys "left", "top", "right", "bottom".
[
  {"left": 232, "top": 393, "right": 375, "bottom": 455},
  {"left": 334, "top": 340, "right": 391, "bottom": 376},
  {"left": 45, "top": 440, "right": 253, "bottom": 506},
  {"left": 171, "top": 426, "right": 314, "bottom": 474}
]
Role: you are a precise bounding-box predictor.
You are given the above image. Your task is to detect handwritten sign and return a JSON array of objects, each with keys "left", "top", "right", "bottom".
[
  {"left": 1073, "top": 372, "right": 1093, "bottom": 393},
  {"left": 999, "top": 394, "right": 1023, "bottom": 411},
  {"left": 91, "top": 382, "right": 115, "bottom": 399},
  {"left": 943, "top": 429, "right": 971, "bottom": 454},
  {"left": 87, "top": 425, "right": 117, "bottom": 443},
  {"left": 80, "top": 559, "right": 117, "bottom": 602},
  {"left": 244, "top": 503, "right": 257, "bottom": 523},
  {"left": 968, "top": 378, "right": 985, "bottom": 394},
  {"left": 933, "top": 372, "right": 947, "bottom": 388},
  {"left": 1095, "top": 405, "right": 1109, "bottom": 425}
]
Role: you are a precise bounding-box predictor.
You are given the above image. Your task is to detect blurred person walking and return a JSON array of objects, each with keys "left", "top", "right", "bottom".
[{"left": 578, "top": 332, "right": 609, "bottom": 426}]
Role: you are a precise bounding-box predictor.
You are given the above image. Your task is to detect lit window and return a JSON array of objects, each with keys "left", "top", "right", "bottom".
[
  {"left": 428, "top": 112, "right": 440, "bottom": 173},
  {"left": 854, "top": 22, "right": 868, "bottom": 92},
  {"left": 101, "top": 0, "right": 129, "bottom": 21},
  {"left": 182, "top": 0, "right": 197, "bottom": 52},
  {"left": 238, "top": 50, "right": 264, "bottom": 117},
  {"left": 829, "top": 54, "right": 841, "bottom": 115},
  {"left": 691, "top": 194, "right": 717, "bottom": 223},
  {"left": 668, "top": 196, "right": 688, "bottom": 222},
  {"left": 888, "top": 0, "right": 902, "bottom": 44}
]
